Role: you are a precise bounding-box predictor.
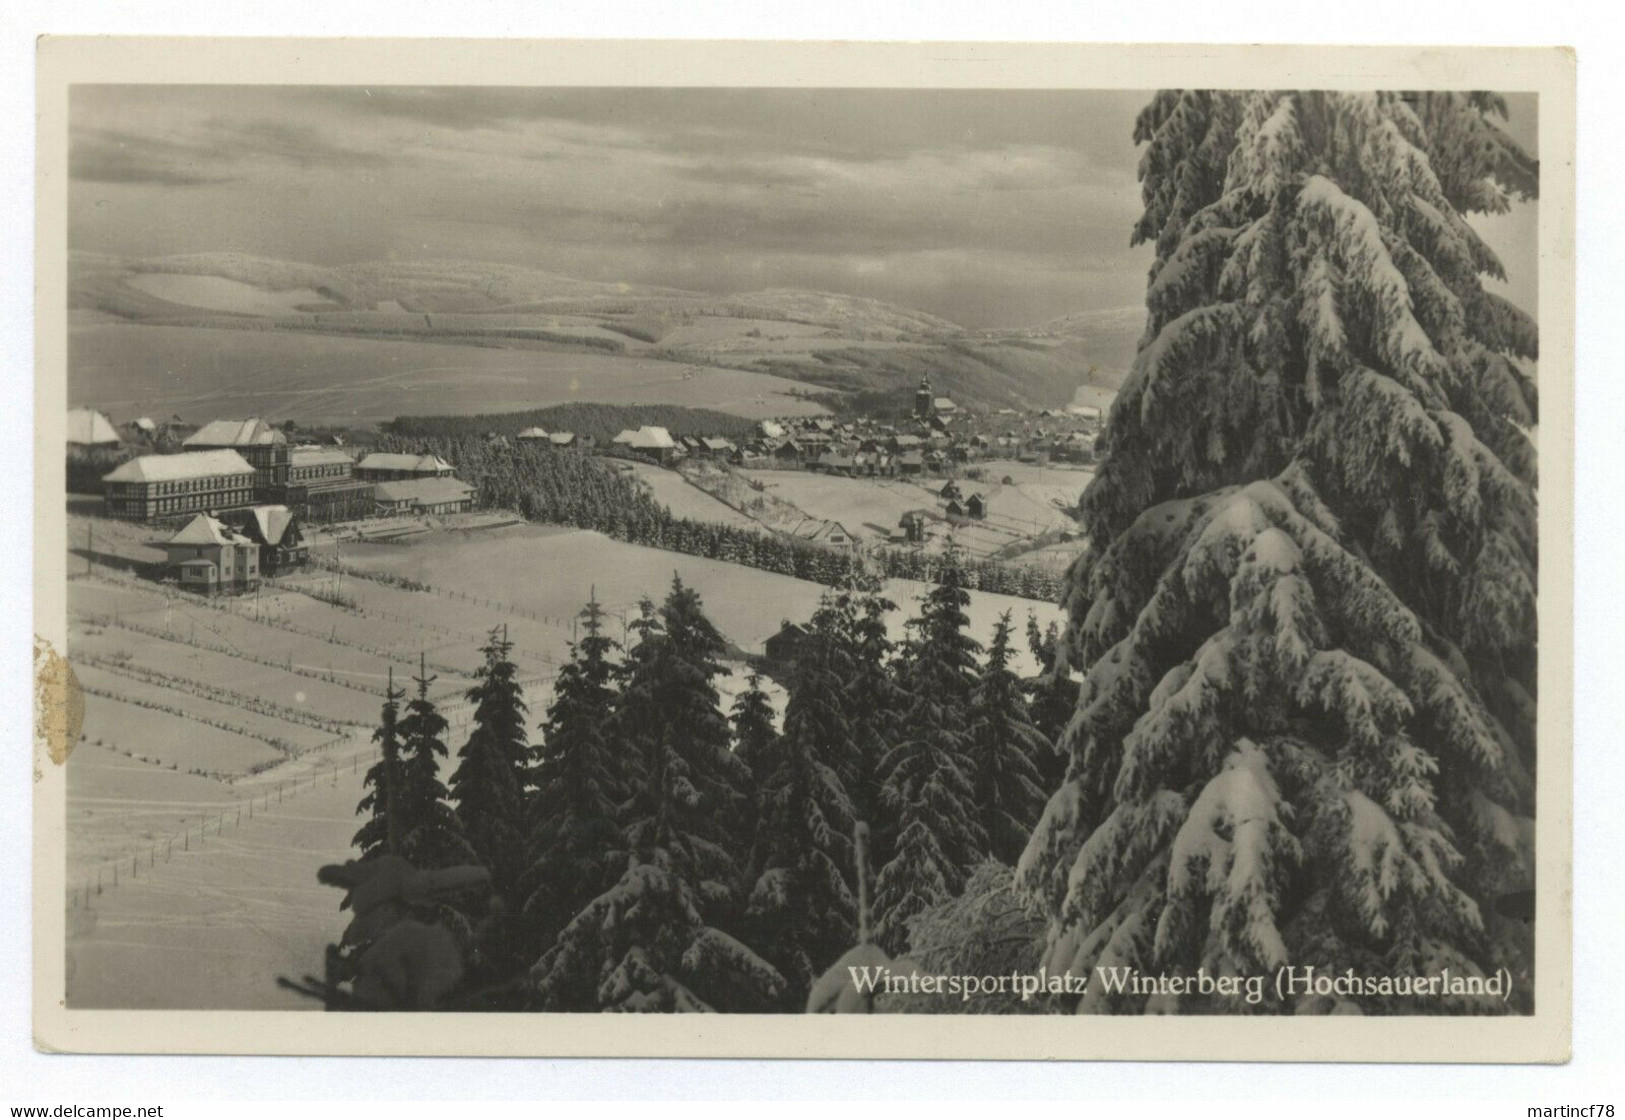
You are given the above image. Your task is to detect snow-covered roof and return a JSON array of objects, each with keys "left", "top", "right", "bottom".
[
  {"left": 290, "top": 445, "right": 355, "bottom": 468},
  {"left": 516, "top": 426, "right": 550, "bottom": 439},
  {"left": 792, "top": 518, "right": 853, "bottom": 542},
  {"left": 612, "top": 429, "right": 639, "bottom": 444},
  {"left": 67, "top": 408, "right": 120, "bottom": 446},
  {"left": 103, "top": 449, "right": 254, "bottom": 484},
  {"left": 374, "top": 478, "right": 475, "bottom": 505},
  {"left": 243, "top": 505, "right": 296, "bottom": 546},
  {"left": 627, "top": 425, "right": 676, "bottom": 449},
  {"left": 548, "top": 432, "right": 576, "bottom": 445},
  {"left": 166, "top": 513, "right": 254, "bottom": 548},
  {"left": 356, "top": 452, "right": 454, "bottom": 474},
  {"left": 183, "top": 418, "right": 286, "bottom": 448},
  {"left": 933, "top": 397, "right": 958, "bottom": 411}
]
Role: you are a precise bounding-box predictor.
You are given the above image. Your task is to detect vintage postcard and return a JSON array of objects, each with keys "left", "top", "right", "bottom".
[{"left": 32, "top": 38, "right": 1574, "bottom": 1060}]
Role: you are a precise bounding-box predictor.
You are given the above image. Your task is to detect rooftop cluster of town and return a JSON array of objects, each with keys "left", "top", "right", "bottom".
[
  {"left": 513, "top": 376, "right": 1104, "bottom": 476},
  {"left": 71, "top": 408, "right": 479, "bottom": 595},
  {"left": 67, "top": 375, "right": 1103, "bottom": 596}
]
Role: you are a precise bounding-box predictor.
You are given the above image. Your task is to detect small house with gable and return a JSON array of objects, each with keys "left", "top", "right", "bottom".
[
  {"left": 222, "top": 505, "right": 309, "bottom": 575},
  {"left": 163, "top": 513, "right": 261, "bottom": 595}
]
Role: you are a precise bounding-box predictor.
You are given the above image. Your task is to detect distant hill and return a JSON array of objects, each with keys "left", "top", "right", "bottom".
[
  {"left": 718, "top": 288, "right": 964, "bottom": 337},
  {"left": 1032, "top": 305, "right": 1146, "bottom": 339},
  {"left": 977, "top": 305, "right": 1146, "bottom": 393},
  {"left": 69, "top": 252, "right": 951, "bottom": 331},
  {"left": 68, "top": 251, "right": 1130, "bottom": 415}
]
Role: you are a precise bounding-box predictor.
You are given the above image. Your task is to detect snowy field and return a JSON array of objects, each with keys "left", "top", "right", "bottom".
[
  {"left": 1009, "top": 540, "right": 1088, "bottom": 574},
  {"left": 335, "top": 523, "right": 1062, "bottom": 672},
  {"left": 126, "top": 272, "right": 330, "bottom": 316},
  {"left": 610, "top": 460, "right": 769, "bottom": 531},
  {"left": 66, "top": 738, "right": 371, "bottom": 1010},
  {"left": 975, "top": 458, "right": 1095, "bottom": 500},
  {"left": 69, "top": 578, "right": 478, "bottom": 702},
  {"left": 736, "top": 470, "right": 939, "bottom": 540},
  {"left": 731, "top": 466, "right": 1086, "bottom": 559},
  {"left": 61, "top": 518, "right": 1059, "bottom": 1008}
]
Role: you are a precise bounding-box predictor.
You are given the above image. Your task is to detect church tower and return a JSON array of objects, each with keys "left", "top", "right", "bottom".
[{"left": 914, "top": 375, "right": 933, "bottom": 420}]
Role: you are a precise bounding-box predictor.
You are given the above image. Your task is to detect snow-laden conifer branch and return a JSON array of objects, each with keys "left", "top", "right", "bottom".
[{"left": 1029, "top": 89, "right": 1539, "bottom": 1011}]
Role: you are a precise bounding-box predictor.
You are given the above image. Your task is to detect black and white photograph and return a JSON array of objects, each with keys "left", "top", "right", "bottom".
[{"left": 29, "top": 39, "right": 1574, "bottom": 1061}]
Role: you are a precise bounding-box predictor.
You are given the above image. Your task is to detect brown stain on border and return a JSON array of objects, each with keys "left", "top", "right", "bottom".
[{"left": 34, "top": 636, "right": 83, "bottom": 771}]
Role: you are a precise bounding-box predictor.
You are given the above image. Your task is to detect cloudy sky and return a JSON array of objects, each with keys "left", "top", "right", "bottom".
[{"left": 67, "top": 87, "right": 1538, "bottom": 330}]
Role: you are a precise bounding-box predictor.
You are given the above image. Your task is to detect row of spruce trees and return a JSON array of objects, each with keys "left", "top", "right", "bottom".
[
  {"left": 369, "top": 432, "right": 1066, "bottom": 601},
  {"left": 350, "top": 550, "right": 1075, "bottom": 1010}
]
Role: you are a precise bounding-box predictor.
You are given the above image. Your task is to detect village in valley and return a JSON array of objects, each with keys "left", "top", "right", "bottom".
[
  {"left": 63, "top": 343, "right": 1104, "bottom": 1008},
  {"left": 70, "top": 368, "right": 1101, "bottom": 598}
]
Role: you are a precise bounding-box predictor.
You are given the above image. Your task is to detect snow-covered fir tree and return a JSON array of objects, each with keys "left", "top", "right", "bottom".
[
  {"left": 969, "top": 612, "right": 1049, "bottom": 866},
  {"left": 729, "top": 667, "right": 779, "bottom": 874},
  {"left": 1019, "top": 91, "right": 1539, "bottom": 1013},
  {"left": 873, "top": 547, "right": 987, "bottom": 955},
  {"left": 882, "top": 860, "right": 1045, "bottom": 1014},
  {"left": 530, "top": 842, "right": 786, "bottom": 1012},
  {"left": 1024, "top": 612, "right": 1078, "bottom": 790},
  {"left": 836, "top": 566, "right": 902, "bottom": 832},
  {"left": 531, "top": 583, "right": 781, "bottom": 1011},
  {"left": 744, "top": 593, "right": 860, "bottom": 1006},
  {"left": 729, "top": 670, "right": 778, "bottom": 780},
  {"left": 396, "top": 656, "right": 475, "bottom": 870},
  {"left": 523, "top": 594, "right": 628, "bottom": 952},
  {"left": 353, "top": 667, "right": 406, "bottom": 860},
  {"left": 616, "top": 576, "right": 755, "bottom": 910},
  {"left": 449, "top": 626, "right": 531, "bottom": 904}
]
